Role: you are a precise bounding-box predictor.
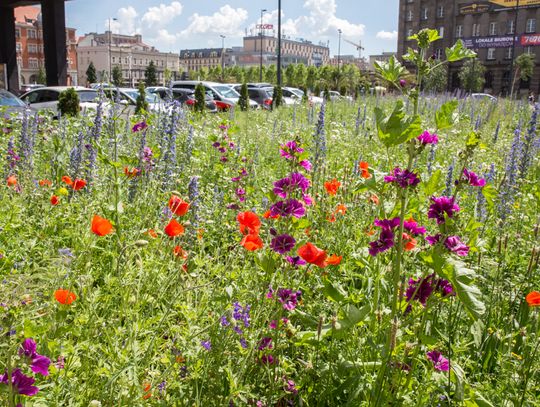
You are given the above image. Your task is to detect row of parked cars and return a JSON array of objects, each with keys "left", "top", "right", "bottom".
[{"left": 0, "top": 81, "right": 333, "bottom": 118}]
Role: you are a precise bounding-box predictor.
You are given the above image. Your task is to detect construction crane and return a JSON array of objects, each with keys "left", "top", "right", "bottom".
[{"left": 343, "top": 38, "right": 365, "bottom": 58}]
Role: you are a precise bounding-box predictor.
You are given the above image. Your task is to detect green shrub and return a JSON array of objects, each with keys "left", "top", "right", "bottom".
[
  {"left": 272, "top": 85, "right": 283, "bottom": 109},
  {"left": 238, "top": 82, "right": 249, "bottom": 111},
  {"left": 194, "top": 83, "right": 206, "bottom": 113},
  {"left": 135, "top": 81, "right": 149, "bottom": 114},
  {"left": 58, "top": 88, "right": 80, "bottom": 117}
]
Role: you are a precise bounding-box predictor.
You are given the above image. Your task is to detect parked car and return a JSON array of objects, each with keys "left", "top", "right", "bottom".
[
  {"left": 101, "top": 87, "right": 164, "bottom": 113},
  {"left": 232, "top": 85, "right": 273, "bottom": 110},
  {"left": 20, "top": 83, "right": 45, "bottom": 94},
  {"left": 170, "top": 81, "right": 258, "bottom": 111},
  {"left": 470, "top": 93, "right": 497, "bottom": 103},
  {"left": 147, "top": 87, "right": 217, "bottom": 113},
  {"left": 262, "top": 87, "right": 297, "bottom": 106},
  {"left": 19, "top": 86, "right": 102, "bottom": 116},
  {"left": 0, "top": 89, "right": 30, "bottom": 118},
  {"left": 284, "top": 87, "right": 324, "bottom": 105}
]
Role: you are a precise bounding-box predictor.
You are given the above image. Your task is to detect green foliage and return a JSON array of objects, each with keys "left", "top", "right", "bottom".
[
  {"left": 435, "top": 100, "right": 458, "bottom": 130},
  {"left": 445, "top": 39, "right": 477, "bottom": 62},
  {"left": 86, "top": 61, "right": 97, "bottom": 84},
  {"left": 112, "top": 65, "right": 123, "bottom": 87},
  {"left": 144, "top": 60, "right": 158, "bottom": 86},
  {"left": 423, "top": 64, "right": 448, "bottom": 93},
  {"left": 374, "top": 100, "right": 421, "bottom": 147},
  {"left": 515, "top": 53, "right": 535, "bottom": 81},
  {"left": 272, "top": 85, "right": 283, "bottom": 108},
  {"left": 374, "top": 55, "right": 408, "bottom": 88},
  {"left": 323, "top": 85, "right": 330, "bottom": 101},
  {"left": 238, "top": 82, "right": 249, "bottom": 111},
  {"left": 36, "top": 67, "right": 46, "bottom": 85},
  {"left": 135, "top": 81, "right": 148, "bottom": 114},
  {"left": 194, "top": 83, "right": 206, "bottom": 113},
  {"left": 458, "top": 59, "right": 486, "bottom": 93},
  {"left": 57, "top": 87, "right": 79, "bottom": 117}
]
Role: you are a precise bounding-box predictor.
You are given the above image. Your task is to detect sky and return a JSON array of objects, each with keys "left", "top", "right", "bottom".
[{"left": 65, "top": 0, "right": 399, "bottom": 58}]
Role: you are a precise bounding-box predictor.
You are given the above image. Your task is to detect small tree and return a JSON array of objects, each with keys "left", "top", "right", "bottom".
[
  {"left": 423, "top": 64, "right": 448, "bottom": 93},
  {"left": 135, "top": 81, "right": 149, "bottom": 114},
  {"left": 144, "top": 60, "right": 158, "bottom": 86},
  {"left": 339, "top": 85, "right": 347, "bottom": 97},
  {"left": 86, "top": 62, "right": 97, "bottom": 85},
  {"left": 112, "top": 65, "right": 123, "bottom": 87},
  {"left": 194, "top": 83, "right": 206, "bottom": 113},
  {"left": 272, "top": 85, "right": 283, "bottom": 109},
  {"left": 58, "top": 88, "right": 80, "bottom": 117},
  {"left": 458, "top": 58, "right": 486, "bottom": 93},
  {"left": 36, "top": 67, "right": 46, "bottom": 85},
  {"left": 323, "top": 85, "right": 331, "bottom": 101},
  {"left": 238, "top": 82, "right": 249, "bottom": 111},
  {"left": 314, "top": 83, "right": 321, "bottom": 97},
  {"left": 512, "top": 53, "right": 535, "bottom": 97},
  {"left": 300, "top": 86, "right": 308, "bottom": 103}
]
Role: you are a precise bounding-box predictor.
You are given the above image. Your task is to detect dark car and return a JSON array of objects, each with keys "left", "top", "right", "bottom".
[
  {"left": 0, "top": 89, "right": 29, "bottom": 118},
  {"left": 148, "top": 87, "right": 217, "bottom": 113},
  {"left": 233, "top": 85, "right": 273, "bottom": 110}
]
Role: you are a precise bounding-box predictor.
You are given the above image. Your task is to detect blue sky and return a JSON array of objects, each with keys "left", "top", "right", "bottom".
[{"left": 65, "top": 0, "right": 399, "bottom": 58}]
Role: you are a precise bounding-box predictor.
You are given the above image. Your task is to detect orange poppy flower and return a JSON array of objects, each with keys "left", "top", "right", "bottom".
[
  {"left": 298, "top": 242, "right": 327, "bottom": 268},
  {"left": 72, "top": 179, "right": 86, "bottom": 191},
  {"left": 124, "top": 167, "right": 140, "bottom": 178},
  {"left": 39, "top": 179, "right": 52, "bottom": 187},
  {"left": 146, "top": 229, "right": 158, "bottom": 238},
  {"left": 359, "top": 161, "right": 372, "bottom": 179},
  {"left": 366, "top": 226, "right": 376, "bottom": 236},
  {"left": 91, "top": 215, "right": 113, "bottom": 236},
  {"left": 61, "top": 176, "right": 73, "bottom": 186},
  {"left": 142, "top": 382, "right": 152, "bottom": 400},
  {"left": 402, "top": 233, "right": 417, "bottom": 251},
  {"left": 335, "top": 204, "right": 347, "bottom": 216},
  {"left": 169, "top": 196, "right": 190, "bottom": 216},
  {"left": 240, "top": 233, "right": 264, "bottom": 251},
  {"left": 326, "top": 254, "right": 342, "bottom": 265},
  {"left": 197, "top": 228, "right": 204, "bottom": 240},
  {"left": 173, "top": 245, "right": 188, "bottom": 259},
  {"left": 50, "top": 195, "right": 59, "bottom": 205},
  {"left": 54, "top": 289, "right": 77, "bottom": 305},
  {"left": 304, "top": 228, "right": 311, "bottom": 237},
  {"left": 6, "top": 175, "right": 17, "bottom": 187},
  {"left": 263, "top": 210, "right": 280, "bottom": 219},
  {"left": 526, "top": 291, "right": 540, "bottom": 307},
  {"left": 165, "top": 218, "right": 185, "bottom": 237},
  {"left": 237, "top": 211, "right": 261, "bottom": 235},
  {"left": 369, "top": 194, "right": 380, "bottom": 205},
  {"left": 324, "top": 178, "right": 341, "bottom": 196},
  {"left": 327, "top": 213, "right": 336, "bottom": 223}
]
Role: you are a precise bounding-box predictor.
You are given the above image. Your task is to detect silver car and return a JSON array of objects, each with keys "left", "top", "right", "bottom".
[{"left": 19, "top": 86, "right": 101, "bottom": 116}]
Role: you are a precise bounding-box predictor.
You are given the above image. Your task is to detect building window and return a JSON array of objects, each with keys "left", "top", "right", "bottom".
[
  {"left": 16, "top": 42, "right": 22, "bottom": 53},
  {"left": 112, "top": 57, "right": 116, "bottom": 63},
  {"left": 15, "top": 28, "right": 20, "bottom": 38},
  {"left": 29, "top": 58, "right": 39, "bottom": 68},
  {"left": 526, "top": 18, "right": 536, "bottom": 33},
  {"left": 507, "top": 20, "right": 515, "bottom": 34},
  {"left": 472, "top": 23, "right": 481, "bottom": 37},
  {"left": 487, "top": 48, "right": 496, "bottom": 60},
  {"left": 527, "top": 46, "right": 535, "bottom": 56},
  {"left": 27, "top": 44, "right": 38, "bottom": 53},
  {"left": 438, "top": 26, "right": 444, "bottom": 38},
  {"left": 28, "top": 29, "right": 36, "bottom": 39},
  {"left": 437, "top": 5, "right": 444, "bottom": 18},
  {"left": 435, "top": 48, "right": 443, "bottom": 60},
  {"left": 505, "top": 47, "right": 513, "bottom": 59},
  {"left": 421, "top": 8, "right": 428, "bottom": 20},
  {"left": 407, "top": 28, "right": 414, "bottom": 38},
  {"left": 489, "top": 22, "right": 497, "bottom": 36},
  {"left": 455, "top": 25, "right": 463, "bottom": 38}
]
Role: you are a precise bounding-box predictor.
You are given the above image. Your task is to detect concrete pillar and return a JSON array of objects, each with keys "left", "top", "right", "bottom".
[
  {"left": 0, "top": 6, "right": 19, "bottom": 93},
  {"left": 41, "top": 0, "right": 67, "bottom": 86}
]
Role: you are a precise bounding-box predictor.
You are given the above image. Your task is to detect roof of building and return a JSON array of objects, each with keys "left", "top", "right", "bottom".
[
  {"left": 180, "top": 48, "right": 232, "bottom": 58},
  {"left": 14, "top": 5, "right": 41, "bottom": 24}
]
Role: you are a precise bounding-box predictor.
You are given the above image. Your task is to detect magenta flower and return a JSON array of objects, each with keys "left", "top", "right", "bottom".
[
  {"left": 428, "top": 196, "right": 460, "bottom": 224},
  {"left": 417, "top": 131, "right": 438, "bottom": 145},
  {"left": 260, "top": 354, "right": 276, "bottom": 365},
  {"left": 404, "top": 219, "right": 426, "bottom": 236},
  {"left": 426, "top": 234, "right": 442, "bottom": 245},
  {"left": 299, "top": 160, "right": 312, "bottom": 171},
  {"left": 369, "top": 217, "right": 401, "bottom": 256},
  {"left": 285, "top": 256, "right": 307, "bottom": 267},
  {"left": 257, "top": 337, "right": 273, "bottom": 351},
  {"left": 399, "top": 79, "right": 407, "bottom": 88},
  {"left": 131, "top": 121, "right": 148, "bottom": 133},
  {"left": 384, "top": 167, "right": 421, "bottom": 188},
  {"left": 405, "top": 276, "right": 434, "bottom": 306},
  {"left": 426, "top": 350, "right": 450, "bottom": 371},
  {"left": 270, "top": 234, "right": 296, "bottom": 254},
  {"left": 279, "top": 141, "right": 304, "bottom": 159},
  {"left": 0, "top": 368, "right": 39, "bottom": 396},
  {"left": 277, "top": 288, "right": 302, "bottom": 311},
  {"left": 273, "top": 173, "right": 310, "bottom": 198},
  {"left": 444, "top": 235, "right": 469, "bottom": 256},
  {"left": 19, "top": 339, "right": 50, "bottom": 376},
  {"left": 462, "top": 169, "right": 486, "bottom": 187},
  {"left": 284, "top": 378, "right": 298, "bottom": 394},
  {"left": 270, "top": 199, "right": 305, "bottom": 218}
]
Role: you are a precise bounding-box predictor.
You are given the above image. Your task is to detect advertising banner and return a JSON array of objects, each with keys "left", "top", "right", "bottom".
[
  {"left": 490, "top": 0, "right": 540, "bottom": 7},
  {"left": 463, "top": 35, "right": 519, "bottom": 48},
  {"left": 521, "top": 34, "right": 540, "bottom": 45}
]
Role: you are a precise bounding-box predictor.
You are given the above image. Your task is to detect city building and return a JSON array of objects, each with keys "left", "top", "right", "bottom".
[
  {"left": 77, "top": 32, "right": 180, "bottom": 86},
  {"left": 368, "top": 52, "right": 397, "bottom": 70},
  {"left": 397, "top": 0, "right": 540, "bottom": 95},
  {"left": 179, "top": 48, "right": 233, "bottom": 72},
  {"left": 14, "top": 5, "right": 77, "bottom": 86}
]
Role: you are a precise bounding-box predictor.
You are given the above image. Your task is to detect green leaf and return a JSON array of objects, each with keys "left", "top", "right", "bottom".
[
  {"left": 446, "top": 258, "right": 486, "bottom": 320},
  {"left": 374, "top": 55, "right": 407, "bottom": 84},
  {"left": 435, "top": 100, "right": 458, "bottom": 130},
  {"left": 322, "top": 280, "right": 347, "bottom": 303},
  {"left": 446, "top": 40, "right": 476, "bottom": 62},
  {"left": 422, "top": 169, "right": 442, "bottom": 197},
  {"left": 255, "top": 253, "right": 276, "bottom": 274},
  {"left": 409, "top": 29, "right": 441, "bottom": 48},
  {"left": 481, "top": 184, "right": 497, "bottom": 211},
  {"left": 374, "top": 101, "right": 422, "bottom": 148}
]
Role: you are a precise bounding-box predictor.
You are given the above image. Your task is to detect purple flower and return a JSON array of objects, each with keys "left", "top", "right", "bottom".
[
  {"left": 239, "top": 337, "right": 248, "bottom": 349},
  {"left": 426, "top": 350, "right": 450, "bottom": 371},
  {"left": 232, "top": 302, "right": 251, "bottom": 327},
  {"left": 19, "top": 338, "right": 37, "bottom": 358},
  {"left": 428, "top": 196, "right": 460, "bottom": 224},
  {"left": 260, "top": 354, "right": 276, "bottom": 365},
  {"left": 269, "top": 320, "right": 277, "bottom": 329},
  {"left": 200, "top": 340, "right": 211, "bottom": 351},
  {"left": 369, "top": 218, "right": 400, "bottom": 256},
  {"left": 405, "top": 276, "right": 434, "bottom": 306},
  {"left": 0, "top": 368, "right": 39, "bottom": 396},
  {"left": 235, "top": 188, "right": 246, "bottom": 202},
  {"left": 280, "top": 141, "right": 304, "bottom": 159},
  {"left": 220, "top": 316, "right": 230, "bottom": 327},
  {"left": 303, "top": 194, "right": 313, "bottom": 206},
  {"left": 19, "top": 338, "right": 50, "bottom": 376},
  {"left": 273, "top": 173, "right": 310, "bottom": 198},
  {"left": 277, "top": 288, "right": 302, "bottom": 311},
  {"left": 270, "top": 199, "right": 306, "bottom": 218},
  {"left": 270, "top": 234, "right": 296, "bottom": 254},
  {"left": 399, "top": 79, "right": 407, "bottom": 88},
  {"left": 404, "top": 219, "right": 426, "bottom": 236},
  {"left": 131, "top": 121, "right": 148, "bottom": 133},
  {"left": 426, "top": 234, "right": 442, "bottom": 245},
  {"left": 284, "top": 379, "right": 298, "bottom": 394},
  {"left": 257, "top": 337, "right": 273, "bottom": 351},
  {"left": 417, "top": 131, "right": 439, "bottom": 145},
  {"left": 435, "top": 278, "right": 455, "bottom": 297},
  {"left": 286, "top": 256, "right": 307, "bottom": 267},
  {"left": 299, "top": 160, "right": 312, "bottom": 171},
  {"left": 444, "top": 235, "right": 469, "bottom": 256},
  {"left": 384, "top": 167, "right": 421, "bottom": 188},
  {"left": 462, "top": 169, "right": 486, "bottom": 187},
  {"left": 374, "top": 217, "right": 401, "bottom": 230}
]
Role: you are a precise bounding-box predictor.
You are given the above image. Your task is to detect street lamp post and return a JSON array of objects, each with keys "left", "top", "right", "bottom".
[
  {"left": 509, "top": 0, "right": 520, "bottom": 98},
  {"left": 337, "top": 29, "right": 342, "bottom": 75},
  {"left": 259, "top": 9, "right": 267, "bottom": 82},
  {"left": 277, "top": 0, "right": 282, "bottom": 86},
  {"left": 108, "top": 17, "right": 117, "bottom": 83},
  {"left": 220, "top": 34, "right": 226, "bottom": 81}
]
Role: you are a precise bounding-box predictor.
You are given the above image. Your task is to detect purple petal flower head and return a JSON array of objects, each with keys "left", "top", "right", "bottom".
[
  {"left": 404, "top": 219, "right": 426, "bottom": 236},
  {"left": 19, "top": 338, "right": 37, "bottom": 358},
  {"left": 428, "top": 196, "right": 460, "bottom": 224},
  {"left": 273, "top": 173, "right": 310, "bottom": 198},
  {"left": 287, "top": 199, "right": 306, "bottom": 218},
  {"left": 235, "top": 188, "right": 246, "bottom": 202},
  {"left": 426, "top": 350, "right": 450, "bottom": 372},
  {"left": 0, "top": 368, "right": 39, "bottom": 396},
  {"left": 369, "top": 218, "right": 400, "bottom": 256},
  {"left": 399, "top": 79, "right": 407, "bottom": 88},
  {"left": 444, "top": 235, "right": 469, "bottom": 256},
  {"left": 303, "top": 194, "right": 313, "bottom": 206},
  {"left": 279, "top": 141, "right": 304, "bottom": 160},
  {"left": 284, "top": 379, "right": 298, "bottom": 394},
  {"left": 435, "top": 278, "right": 455, "bottom": 297},
  {"left": 131, "top": 121, "right": 148, "bottom": 133},
  {"left": 426, "top": 234, "right": 442, "bottom": 245},
  {"left": 299, "top": 159, "right": 312, "bottom": 171},
  {"left": 260, "top": 354, "right": 276, "bottom": 365},
  {"left": 212, "top": 141, "right": 221, "bottom": 148},
  {"left": 270, "top": 199, "right": 305, "bottom": 218},
  {"left": 19, "top": 338, "right": 50, "bottom": 376},
  {"left": 257, "top": 337, "right": 273, "bottom": 351},
  {"left": 232, "top": 302, "right": 251, "bottom": 327},
  {"left": 289, "top": 172, "right": 310, "bottom": 192},
  {"left": 286, "top": 256, "right": 307, "bottom": 267},
  {"left": 200, "top": 340, "right": 211, "bottom": 351},
  {"left": 463, "top": 168, "right": 486, "bottom": 187},
  {"left": 277, "top": 288, "right": 302, "bottom": 311},
  {"left": 269, "top": 320, "right": 277, "bottom": 329},
  {"left": 220, "top": 316, "right": 230, "bottom": 327},
  {"left": 374, "top": 217, "right": 401, "bottom": 230},
  {"left": 417, "top": 131, "right": 439, "bottom": 145},
  {"left": 384, "top": 167, "right": 421, "bottom": 188},
  {"left": 405, "top": 275, "right": 434, "bottom": 306},
  {"left": 270, "top": 234, "right": 296, "bottom": 254}
]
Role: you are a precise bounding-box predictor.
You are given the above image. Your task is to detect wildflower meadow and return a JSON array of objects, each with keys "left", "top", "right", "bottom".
[{"left": 1, "top": 29, "right": 540, "bottom": 406}]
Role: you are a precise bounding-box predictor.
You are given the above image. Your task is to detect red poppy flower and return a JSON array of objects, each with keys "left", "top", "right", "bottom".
[
  {"left": 169, "top": 196, "right": 190, "bottom": 216},
  {"left": 237, "top": 211, "right": 261, "bottom": 235},
  {"left": 124, "top": 167, "right": 140, "bottom": 178},
  {"left": 72, "top": 179, "right": 86, "bottom": 191},
  {"left": 240, "top": 233, "right": 264, "bottom": 251},
  {"left": 298, "top": 242, "right": 327, "bottom": 268},
  {"left": 50, "top": 195, "right": 59, "bottom": 205},
  {"left": 369, "top": 194, "right": 380, "bottom": 205},
  {"left": 142, "top": 382, "right": 152, "bottom": 400},
  {"left": 335, "top": 204, "right": 347, "bottom": 216},
  {"left": 54, "top": 289, "right": 77, "bottom": 305},
  {"left": 526, "top": 291, "right": 540, "bottom": 307},
  {"left": 62, "top": 175, "right": 73, "bottom": 186},
  {"left": 359, "top": 161, "right": 372, "bottom": 179},
  {"left": 173, "top": 245, "right": 188, "bottom": 259},
  {"left": 326, "top": 254, "right": 342, "bottom": 265},
  {"left": 327, "top": 214, "right": 336, "bottom": 223},
  {"left": 164, "top": 218, "right": 185, "bottom": 237},
  {"left": 39, "top": 179, "right": 52, "bottom": 187},
  {"left": 91, "top": 215, "right": 113, "bottom": 236},
  {"left": 6, "top": 175, "right": 17, "bottom": 187},
  {"left": 263, "top": 210, "right": 280, "bottom": 219},
  {"left": 324, "top": 179, "right": 341, "bottom": 196},
  {"left": 402, "top": 233, "right": 417, "bottom": 251},
  {"left": 146, "top": 229, "right": 158, "bottom": 238}
]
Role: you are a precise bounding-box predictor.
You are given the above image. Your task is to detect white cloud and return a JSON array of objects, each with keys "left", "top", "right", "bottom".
[
  {"left": 376, "top": 30, "right": 398, "bottom": 40},
  {"left": 181, "top": 5, "right": 248, "bottom": 37},
  {"left": 108, "top": 6, "right": 138, "bottom": 35},
  {"left": 142, "top": 2, "right": 183, "bottom": 28}
]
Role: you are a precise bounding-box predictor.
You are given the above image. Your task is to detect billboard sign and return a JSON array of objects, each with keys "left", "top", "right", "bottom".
[
  {"left": 460, "top": 2, "right": 492, "bottom": 14},
  {"left": 463, "top": 35, "right": 519, "bottom": 48},
  {"left": 256, "top": 24, "right": 274, "bottom": 30},
  {"left": 521, "top": 33, "right": 540, "bottom": 45},
  {"left": 490, "top": 0, "right": 540, "bottom": 7}
]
